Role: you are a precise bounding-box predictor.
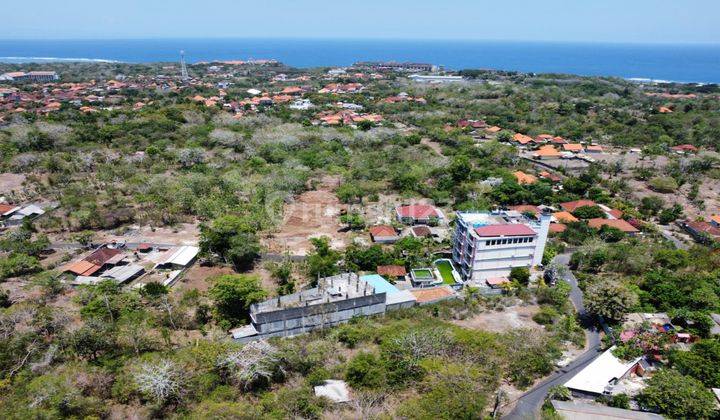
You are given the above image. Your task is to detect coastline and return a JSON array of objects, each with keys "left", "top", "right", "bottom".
[{"left": 0, "top": 38, "right": 718, "bottom": 84}]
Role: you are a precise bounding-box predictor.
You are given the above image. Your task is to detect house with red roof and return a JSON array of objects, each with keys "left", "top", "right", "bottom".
[
  {"left": 509, "top": 205, "right": 541, "bottom": 217},
  {"left": 587, "top": 218, "right": 640, "bottom": 235},
  {"left": 513, "top": 133, "right": 533, "bottom": 145},
  {"left": 670, "top": 144, "right": 698, "bottom": 154},
  {"left": 560, "top": 200, "right": 597, "bottom": 213},
  {"left": 395, "top": 205, "right": 444, "bottom": 225},
  {"left": 680, "top": 220, "right": 720, "bottom": 243},
  {"left": 368, "top": 225, "right": 399, "bottom": 243},
  {"left": 377, "top": 265, "right": 407, "bottom": 281}
]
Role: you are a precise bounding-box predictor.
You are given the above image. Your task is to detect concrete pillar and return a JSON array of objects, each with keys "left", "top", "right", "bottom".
[{"left": 532, "top": 212, "right": 552, "bottom": 267}]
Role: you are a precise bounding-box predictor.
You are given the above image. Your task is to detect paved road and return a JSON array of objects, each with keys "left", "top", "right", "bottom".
[
  {"left": 659, "top": 227, "right": 689, "bottom": 250},
  {"left": 503, "top": 253, "right": 602, "bottom": 420}
]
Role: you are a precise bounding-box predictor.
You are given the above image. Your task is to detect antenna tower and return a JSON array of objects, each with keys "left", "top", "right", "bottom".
[{"left": 180, "top": 50, "right": 189, "bottom": 81}]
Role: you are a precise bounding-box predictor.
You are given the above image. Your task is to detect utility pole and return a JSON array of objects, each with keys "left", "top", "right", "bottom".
[{"left": 180, "top": 50, "right": 189, "bottom": 81}]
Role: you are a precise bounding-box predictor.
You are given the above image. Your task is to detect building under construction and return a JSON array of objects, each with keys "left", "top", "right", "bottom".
[{"left": 233, "top": 273, "right": 388, "bottom": 341}]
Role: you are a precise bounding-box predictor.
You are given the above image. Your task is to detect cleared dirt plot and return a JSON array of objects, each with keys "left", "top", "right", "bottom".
[
  {"left": 0, "top": 172, "right": 26, "bottom": 194},
  {"left": 263, "top": 177, "right": 349, "bottom": 255},
  {"left": 96, "top": 222, "right": 200, "bottom": 246},
  {"left": 174, "top": 265, "right": 236, "bottom": 293},
  {"left": 452, "top": 304, "right": 541, "bottom": 333}
]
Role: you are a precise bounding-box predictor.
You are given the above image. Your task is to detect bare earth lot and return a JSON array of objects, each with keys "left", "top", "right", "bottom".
[
  {"left": 452, "top": 304, "right": 541, "bottom": 332},
  {"left": 0, "top": 173, "right": 26, "bottom": 194},
  {"left": 263, "top": 177, "right": 349, "bottom": 256},
  {"left": 95, "top": 222, "right": 200, "bottom": 246}
]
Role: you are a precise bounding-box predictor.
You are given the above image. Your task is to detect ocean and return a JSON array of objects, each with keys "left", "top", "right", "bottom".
[{"left": 0, "top": 38, "right": 718, "bottom": 84}]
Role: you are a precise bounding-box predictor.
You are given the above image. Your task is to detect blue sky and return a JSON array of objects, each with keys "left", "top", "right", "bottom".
[{"left": 3, "top": 0, "right": 720, "bottom": 44}]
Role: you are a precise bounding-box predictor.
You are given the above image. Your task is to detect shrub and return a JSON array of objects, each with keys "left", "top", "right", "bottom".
[
  {"left": 345, "top": 352, "right": 386, "bottom": 389},
  {"left": 648, "top": 176, "right": 679, "bottom": 193},
  {"left": 533, "top": 306, "right": 560, "bottom": 325}
]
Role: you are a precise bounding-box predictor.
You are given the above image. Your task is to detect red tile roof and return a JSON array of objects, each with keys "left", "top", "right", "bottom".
[
  {"left": 475, "top": 224, "right": 537, "bottom": 237},
  {"left": 509, "top": 205, "right": 541, "bottom": 215},
  {"left": 670, "top": 144, "right": 698, "bottom": 152},
  {"left": 396, "top": 205, "right": 439, "bottom": 219},
  {"left": 549, "top": 223, "right": 567, "bottom": 234},
  {"left": 377, "top": 265, "right": 407, "bottom": 277},
  {"left": 560, "top": 200, "right": 597, "bottom": 213},
  {"left": 64, "top": 260, "right": 101, "bottom": 276},
  {"left": 85, "top": 247, "right": 122, "bottom": 266},
  {"left": 411, "top": 225, "right": 433, "bottom": 237},
  {"left": 685, "top": 221, "right": 720, "bottom": 238},
  {"left": 606, "top": 208, "right": 624, "bottom": 219},
  {"left": 369, "top": 225, "right": 397, "bottom": 238},
  {"left": 0, "top": 204, "right": 18, "bottom": 215},
  {"left": 587, "top": 218, "right": 639, "bottom": 233}
]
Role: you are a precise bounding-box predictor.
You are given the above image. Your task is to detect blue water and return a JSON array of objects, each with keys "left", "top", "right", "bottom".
[{"left": 0, "top": 38, "right": 718, "bottom": 83}]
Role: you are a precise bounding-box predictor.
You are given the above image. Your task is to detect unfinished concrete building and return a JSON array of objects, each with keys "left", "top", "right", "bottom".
[{"left": 234, "top": 273, "right": 387, "bottom": 341}]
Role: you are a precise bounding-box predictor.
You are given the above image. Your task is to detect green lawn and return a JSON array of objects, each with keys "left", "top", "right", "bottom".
[
  {"left": 412, "top": 269, "right": 434, "bottom": 278},
  {"left": 435, "top": 260, "right": 457, "bottom": 285}
]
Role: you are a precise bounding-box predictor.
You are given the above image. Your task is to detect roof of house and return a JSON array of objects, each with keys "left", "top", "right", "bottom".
[
  {"left": 369, "top": 225, "right": 397, "bottom": 238},
  {"left": 509, "top": 205, "right": 541, "bottom": 215},
  {"left": 513, "top": 133, "right": 533, "bottom": 144},
  {"left": 564, "top": 346, "right": 641, "bottom": 395},
  {"left": 606, "top": 209, "right": 624, "bottom": 219},
  {"left": 101, "top": 264, "right": 145, "bottom": 283},
  {"left": 553, "top": 211, "right": 579, "bottom": 223},
  {"left": 377, "top": 265, "right": 407, "bottom": 277},
  {"left": 539, "top": 171, "right": 562, "bottom": 182},
  {"left": 0, "top": 204, "right": 19, "bottom": 215},
  {"left": 586, "top": 145, "right": 603, "bottom": 152},
  {"left": 533, "top": 145, "right": 561, "bottom": 158},
  {"left": 155, "top": 245, "right": 199, "bottom": 268},
  {"left": 85, "top": 247, "right": 122, "bottom": 266},
  {"left": 360, "top": 274, "right": 400, "bottom": 295},
  {"left": 396, "top": 204, "right": 440, "bottom": 219},
  {"left": 64, "top": 260, "right": 102, "bottom": 276},
  {"left": 549, "top": 223, "right": 567, "bottom": 234},
  {"left": 551, "top": 400, "right": 664, "bottom": 420},
  {"left": 411, "top": 225, "right": 433, "bottom": 237},
  {"left": 513, "top": 171, "right": 538, "bottom": 185},
  {"left": 386, "top": 289, "right": 418, "bottom": 306},
  {"left": 685, "top": 221, "right": 720, "bottom": 237},
  {"left": 671, "top": 144, "right": 698, "bottom": 152},
  {"left": 475, "top": 224, "right": 537, "bottom": 237},
  {"left": 588, "top": 218, "right": 639, "bottom": 233},
  {"left": 560, "top": 200, "right": 597, "bottom": 212},
  {"left": 711, "top": 215, "right": 720, "bottom": 225},
  {"left": 563, "top": 143, "right": 584, "bottom": 152}
]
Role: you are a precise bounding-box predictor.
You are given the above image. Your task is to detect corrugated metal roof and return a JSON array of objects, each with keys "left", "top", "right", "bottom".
[
  {"left": 101, "top": 264, "right": 145, "bottom": 282},
  {"left": 564, "top": 346, "right": 641, "bottom": 395},
  {"left": 155, "top": 246, "right": 199, "bottom": 268}
]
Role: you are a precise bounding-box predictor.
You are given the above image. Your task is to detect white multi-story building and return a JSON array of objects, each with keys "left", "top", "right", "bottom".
[{"left": 452, "top": 210, "right": 551, "bottom": 282}]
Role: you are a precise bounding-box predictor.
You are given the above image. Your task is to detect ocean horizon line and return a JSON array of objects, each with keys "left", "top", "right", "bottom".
[
  {"left": 1, "top": 38, "right": 718, "bottom": 83},
  {"left": 1, "top": 37, "right": 719, "bottom": 48}
]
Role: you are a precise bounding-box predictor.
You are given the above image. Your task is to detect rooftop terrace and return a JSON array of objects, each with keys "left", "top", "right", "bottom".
[
  {"left": 456, "top": 210, "right": 544, "bottom": 230},
  {"left": 251, "top": 273, "right": 376, "bottom": 315}
]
